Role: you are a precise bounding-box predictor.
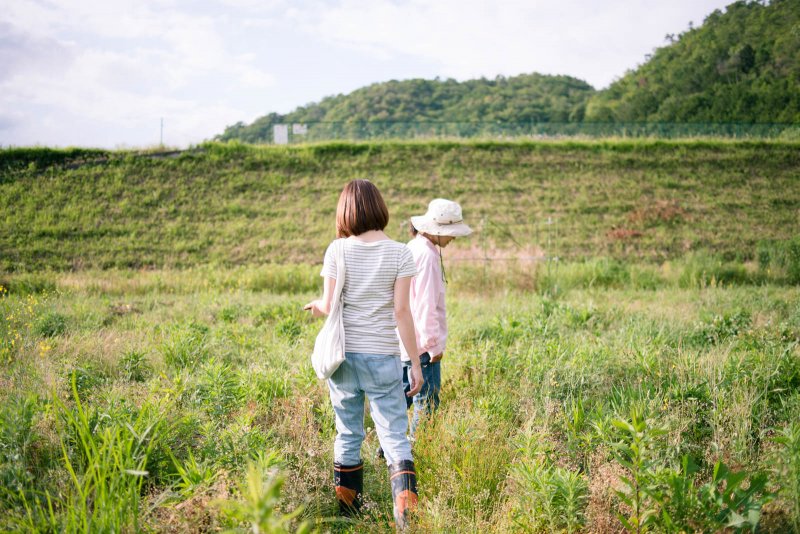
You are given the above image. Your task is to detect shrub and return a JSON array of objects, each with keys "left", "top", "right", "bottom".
[
  {"left": 754, "top": 237, "right": 800, "bottom": 284},
  {"left": 0, "top": 395, "right": 40, "bottom": 499},
  {"left": 690, "top": 310, "right": 751, "bottom": 346},
  {"left": 678, "top": 252, "right": 754, "bottom": 287},
  {"left": 68, "top": 366, "right": 107, "bottom": 394},
  {"left": 34, "top": 311, "right": 67, "bottom": 337},
  {"left": 275, "top": 317, "right": 302, "bottom": 343}
]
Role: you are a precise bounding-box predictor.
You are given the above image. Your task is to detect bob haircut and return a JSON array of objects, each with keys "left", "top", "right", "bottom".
[{"left": 336, "top": 179, "right": 389, "bottom": 238}]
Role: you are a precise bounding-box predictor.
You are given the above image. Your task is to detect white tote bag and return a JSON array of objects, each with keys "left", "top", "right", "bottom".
[{"left": 311, "top": 238, "right": 346, "bottom": 379}]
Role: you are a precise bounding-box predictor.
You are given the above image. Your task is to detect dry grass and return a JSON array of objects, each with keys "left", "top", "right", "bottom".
[{"left": 586, "top": 454, "right": 626, "bottom": 534}]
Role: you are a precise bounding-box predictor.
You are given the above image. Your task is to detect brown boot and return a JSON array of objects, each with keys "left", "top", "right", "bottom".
[
  {"left": 334, "top": 461, "right": 363, "bottom": 516},
  {"left": 389, "top": 460, "right": 418, "bottom": 530}
]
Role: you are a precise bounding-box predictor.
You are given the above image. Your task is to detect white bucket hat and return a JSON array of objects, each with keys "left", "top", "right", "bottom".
[{"left": 410, "top": 199, "right": 472, "bottom": 237}]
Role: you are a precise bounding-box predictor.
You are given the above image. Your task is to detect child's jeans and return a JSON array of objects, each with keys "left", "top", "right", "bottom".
[
  {"left": 402, "top": 353, "right": 441, "bottom": 438},
  {"left": 328, "top": 352, "right": 413, "bottom": 466}
]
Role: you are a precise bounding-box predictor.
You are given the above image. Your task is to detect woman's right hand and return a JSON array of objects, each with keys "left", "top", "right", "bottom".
[
  {"left": 303, "top": 299, "right": 328, "bottom": 318},
  {"left": 407, "top": 363, "right": 424, "bottom": 397}
]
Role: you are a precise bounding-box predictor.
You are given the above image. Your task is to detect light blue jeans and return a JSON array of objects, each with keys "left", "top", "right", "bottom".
[{"left": 328, "top": 352, "right": 413, "bottom": 466}]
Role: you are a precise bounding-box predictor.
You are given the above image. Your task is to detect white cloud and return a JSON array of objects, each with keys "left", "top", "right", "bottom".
[
  {"left": 289, "top": 0, "right": 731, "bottom": 88},
  {"left": 0, "top": 0, "right": 735, "bottom": 147},
  {"left": 0, "top": 0, "right": 277, "bottom": 146}
]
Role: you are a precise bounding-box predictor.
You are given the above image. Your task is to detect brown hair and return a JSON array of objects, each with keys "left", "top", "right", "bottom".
[{"left": 336, "top": 179, "right": 389, "bottom": 237}]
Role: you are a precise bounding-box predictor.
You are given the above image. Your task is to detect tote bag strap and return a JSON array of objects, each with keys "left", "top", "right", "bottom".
[{"left": 331, "top": 238, "right": 346, "bottom": 312}]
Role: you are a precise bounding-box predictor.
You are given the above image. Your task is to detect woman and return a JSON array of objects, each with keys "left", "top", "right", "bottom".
[{"left": 305, "top": 179, "right": 424, "bottom": 529}]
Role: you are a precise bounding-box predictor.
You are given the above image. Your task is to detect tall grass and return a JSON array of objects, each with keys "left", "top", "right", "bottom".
[
  {"left": 32, "top": 378, "right": 166, "bottom": 532},
  {"left": 1, "top": 267, "right": 798, "bottom": 531}
]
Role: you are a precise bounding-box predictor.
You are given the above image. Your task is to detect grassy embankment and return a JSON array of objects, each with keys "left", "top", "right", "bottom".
[
  {"left": 1, "top": 141, "right": 799, "bottom": 532},
  {"left": 2, "top": 140, "right": 799, "bottom": 271}
]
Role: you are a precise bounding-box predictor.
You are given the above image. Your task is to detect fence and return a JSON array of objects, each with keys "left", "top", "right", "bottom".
[{"left": 261, "top": 121, "right": 798, "bottom": 144}]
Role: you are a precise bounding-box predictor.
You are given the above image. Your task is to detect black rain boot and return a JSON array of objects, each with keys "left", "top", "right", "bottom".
[
  {"left": 334, "top": 461, "right": 363, "bottom": 516},
  {"left": 389, "top": 460, "right": 418, "bottom": 530}
]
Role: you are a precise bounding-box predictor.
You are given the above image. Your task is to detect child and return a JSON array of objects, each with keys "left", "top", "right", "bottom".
[{"left": 402, "top": 198, "right": 471, "bottom": 436}]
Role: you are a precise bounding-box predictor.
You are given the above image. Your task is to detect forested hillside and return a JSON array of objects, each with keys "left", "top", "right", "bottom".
[
  {"left": 218, "top": 0, "right": 800, "bottom": 143},
  {"left": 218, "top": 74, "right": 594, "bottom": 143},
  {"left": 585, "top": 0, "right": 800, "bottom": 122}
]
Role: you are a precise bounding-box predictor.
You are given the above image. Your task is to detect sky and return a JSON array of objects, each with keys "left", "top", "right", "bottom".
[{"left": 1, "top": 0, "right": 734, "bottom": 148}]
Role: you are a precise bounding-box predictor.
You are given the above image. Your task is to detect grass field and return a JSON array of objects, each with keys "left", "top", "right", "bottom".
[
  {"left": 1, "top": 141, "right": 799, "bottom": 532},
  {"left": 1, "top": 263, "right": 799, "bottom": 532}
]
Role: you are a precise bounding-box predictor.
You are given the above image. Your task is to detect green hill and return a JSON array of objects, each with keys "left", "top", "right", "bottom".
[
  {"left": 217, "top": 74, "right": 595, "bottom": 143},
  {"left": 585, "top": 0, "right": 800, "bottom": 123},
  {"left": 2, "top": 140, "right": 799, "bottom": 272},
  {"left": 218, "top": 1, "right": 799, "bottom": 143}
]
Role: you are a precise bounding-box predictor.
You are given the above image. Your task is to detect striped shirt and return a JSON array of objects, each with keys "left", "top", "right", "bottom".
[{"left": 322, "top": 238, "right": 417, "bottom": 356}]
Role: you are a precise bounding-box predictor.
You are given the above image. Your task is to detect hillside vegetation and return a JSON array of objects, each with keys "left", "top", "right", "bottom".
[
  {"left": 585, "top": 0, "right": 800, "bottom": 123},
  {"left": 1, "top": 140, "right": 799, "bottom": 273},
  {"left": 218, "top": 74, "right": 594, "bottom": 143},
  {"left": 219, "top": 0, "right": 800, "bottom": 143}
]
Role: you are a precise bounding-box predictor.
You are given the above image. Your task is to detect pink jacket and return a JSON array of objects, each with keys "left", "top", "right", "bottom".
[{"left": 400, "top": 235, "right": 447, "bottom": 361}]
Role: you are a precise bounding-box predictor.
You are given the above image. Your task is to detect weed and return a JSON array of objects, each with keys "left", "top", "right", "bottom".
[
  {"left": 611, "top": 407, "right": 666, "bottom": 533},
  {"left": 773, "top": 422, "right": 800, "bottom": 531},
  {"left": 242, "top": 368, "right": 291, "bottom": 406},
  {"left": 68, "top": 365, "right": 107, "bottom": 394},
  {"left": 56, "top": 377, "right": 166, "bottom": 532},
  {"left": 161, "top": 323, "right": 211, "bottom": 370},
  {"left": 194, "top": 359, "right": 244, "bottom": 418},
  {"left": 647, "top": 456, "right": 707, "bottom": 532},
  {"left": 118, "top": 350, "right": 152, "bottom": 382},
  {"left": 0, "top": 266, "right": 798, "bottom": 531},
  {"left": 0, "top": 395, "right": 39, "bottom": 498},
  {"left": 215, "top": 458, "right": 313, "bottom": 534},
  {"left": 275, "top": 317, "right": 303, "bottom": 343},
  {"left": 33, "top": 311, "right": 67, "bottom": 337},
  {"left": 511, "top": 458, "right": 589, "bottom": 533},
  {"left": 690, "top": 310, "right": 751, "bottom": 346},
  {"left": 170, "top": 451, "right": 216, "bottom": 497},
  {"left": 696, "top": 461, "right": 772, "bottom": 532},
  {"left": 414, "top": 408, "right": 512, "bottom": 518},
  {"left": 219, "top": 304, "right": 245, "bottom": 323},
  {"left": 201, "top": 412, "right": 272, "bottom": 471}
]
